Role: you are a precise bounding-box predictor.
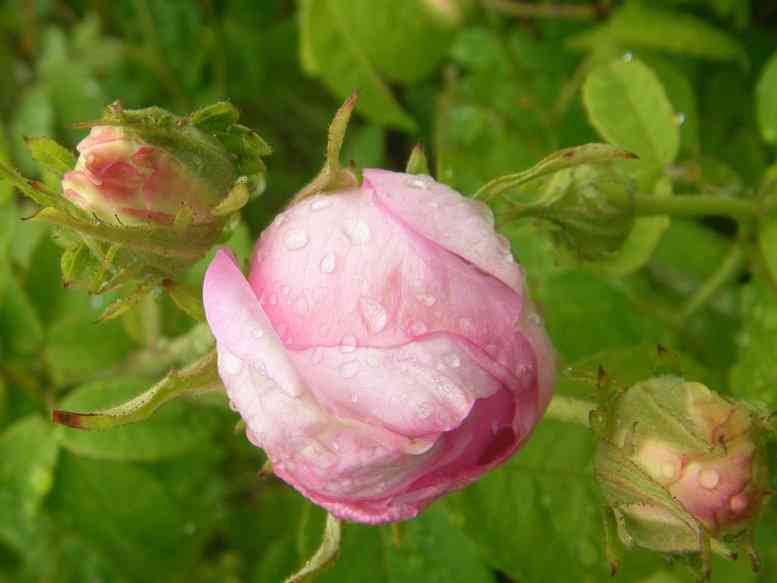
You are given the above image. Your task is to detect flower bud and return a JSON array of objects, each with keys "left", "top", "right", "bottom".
[
  {"left": 508, "top": 164, "right": 636, "bottom": 261},
  {"left": 203, "top": 169, "right": 556, "bottom": 524},
  {"left": 62, "top": 125, "right": 232, "bottom": 225},
  {"left": 595, "top": 376, "right": 770, "bottom": 561}
]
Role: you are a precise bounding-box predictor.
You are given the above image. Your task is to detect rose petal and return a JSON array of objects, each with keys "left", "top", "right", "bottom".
[{"left": 364, "top": 168, "right": 523, "bottom": 293}]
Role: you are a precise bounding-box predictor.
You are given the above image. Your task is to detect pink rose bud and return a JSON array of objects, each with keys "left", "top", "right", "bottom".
[
  {"left": 62, "top": 125, "right": 232, "bottom": 225},
  {"left": 596, "top": 377, "right": 769, "bottom": 560},
  {"left": 203, "top": 170, "right": 556, "bottom": 523}
]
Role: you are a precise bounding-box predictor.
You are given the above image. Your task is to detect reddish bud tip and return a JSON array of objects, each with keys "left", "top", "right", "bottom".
[{"left": 52, "top": 409, "right": 90, "bottom": 429}]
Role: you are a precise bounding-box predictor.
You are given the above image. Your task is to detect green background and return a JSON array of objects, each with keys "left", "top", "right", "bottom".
[{"left": 1, "top": 0, "right": 776, "bottom": 581}]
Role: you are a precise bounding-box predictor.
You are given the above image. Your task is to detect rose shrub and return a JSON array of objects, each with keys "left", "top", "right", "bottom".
[{"left": 203, "top": 169, "right": 556, "bottom": 523}]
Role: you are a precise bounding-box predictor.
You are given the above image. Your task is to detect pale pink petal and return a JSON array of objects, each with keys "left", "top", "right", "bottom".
[
  {"left": 364, "top": 169, "right": 523, "bottom": 293},
  {"left": 249, "top": 190, "right": 530, "bottom": 382},
  {"left": 203, "top": 248, "right": 306, "bottom": 398}
]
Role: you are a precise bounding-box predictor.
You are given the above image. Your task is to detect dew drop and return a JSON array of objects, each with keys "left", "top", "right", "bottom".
[
  {"left": 320, "top": 252, "right": 336, "bottom": 273},
  {"left": 699, "top": 469, "right": 720, "bottom": 490},
  {"left": 416, "top": 293, "right": 437, "bottom": 306},
  {"left": 661, "top": 462, "right": 676, "bottom": 480},
  {"left": 351, "top": 392, "right": 359, "bottom": 403},
  {"left": 527, "top": 312, "right": 542, "bottom": 326},
  {"left": 730, "top": 494, "right": 748, "bottom": 512},
  {"left": 366, "top": 353, "right": 380, "bottom": 367},
  {"left": 340, "top": 335, "right": 358, "bottom": 353},
  {"left": 252, "top": 327, "right": 265, "bottom": 339},
  {"left": 622, "top": 51, "right": 633, "bottom": 63},
  {"left": 284, "top": 228, "right": 309, "bottom": 250},
  {"left": 359, "top": 297, "right": 388, "bottom": 333},
  {"left": 443, "top": 353, "right": 461, "bottom": 368},
  {"left": 459, "top": 318, "right": 475, "bottom": 334},
  {"left": 674, "top": 112, "right": 687, "bottom": 127},
  {"left": 410, "top": 321, "right": 428, "bottom": 336},
  {"left": 469, "top": 199, "right": 495, "bottom": 228},
  {"left": 222, "top": 352, "right": 242, "bottom": 375},
  {"left": 416, "top": 401, "right": 433, "bottom": 419},
  {"left": 405, "top": 175, "right": 433, "bottom": 190},
  {"left": 344, "top": 220, "right": 371, "bottom": 244},
  {"left": 311, "top": 198, "right": 332, "bottom": 211},
  {"left": 340, "top": 361, "right": 360, "bottom": 379}
]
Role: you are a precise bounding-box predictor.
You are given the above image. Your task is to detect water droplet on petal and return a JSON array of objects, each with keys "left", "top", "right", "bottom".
[
  {"left": 405, "top": 175, "right": 433, "bottom": 190},
  {"left": 222, "top": 352, "right": 242, "bottom": 375},
  {"left": 416, "top": 401, "right": 433, "bottom": 419},
  {"left": 351, "top": 392, "right": 359, "bottom": 403},
  {"left": 252, "top": 327, "right": 265, "bottom": 339},
  {"left": 410, "top": 321, "right": 428, "bottom": 336},
  {"left": 340, "top": 361, "right": 360, "bottom": 379},
  {"left": 469, "top": 199, "right": 495, "bottom": 228},
  {"left": 416, "top": 293, "right": 437, "bottom": 306},
  {"left": 340, "top": 335, "right": 358, "bottom": 353},
  {"left": 443, "top": 353, "right": 461, "bottom": 368},
  {"left": 699, "top": 469, "right": 720, "bottom": 490},
  {"left": 527, "top": 312, "right": 542, "bottom": 326},
  {"left": 359, "top": 297, "right": 388, "bottom": 333},
  {"left": 459, "top": 318, "right": 475, "bottom": 334},
  {"left": 284, "top": 228, "right": 309, "bottom": 250},
  {"left": 344, "top": 220, "right": 371, "bottom": 244},
  {"left": 730, "top": 494, "right": 748, "bottom": 512},
  {"left": 311, "top": 198, "right": 332, "bottom": 211},
  {"left": 320, "top": 252, "right": 336, "bottom": 273},
  {"left": 366, "top": 353, "right": 380, "bottom": 367}
]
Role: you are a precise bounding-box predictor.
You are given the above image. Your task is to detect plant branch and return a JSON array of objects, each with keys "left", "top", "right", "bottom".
[{"left": 679, "top": 240, "right": 746, "bottom": 322}]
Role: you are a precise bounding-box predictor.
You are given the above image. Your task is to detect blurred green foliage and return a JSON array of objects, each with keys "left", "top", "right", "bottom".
[{"left": 1, "top": 0, "right": 777, "bottom": 582}]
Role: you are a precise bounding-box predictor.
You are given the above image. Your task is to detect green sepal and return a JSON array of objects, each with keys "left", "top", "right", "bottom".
[
  {"left": 51, "top": 350, "right": 221, "bottom": 430},
  {"left": 476, "top": 143, "right": 638, "bottom": 202},
  {"left": 291, "top": 93, "right": 361, "bottom": 205},
  {"left": 163, "top": 279, "right": 206, "bottom": 321},
  {"left": 405, "top": 143, "right": 431, "bottom": 176},
  {"left": 24, "top": 136, "right": 76, "bottom": 177},
  {"left": 188, "top": 101, "right": 241, "bottom": 131}
]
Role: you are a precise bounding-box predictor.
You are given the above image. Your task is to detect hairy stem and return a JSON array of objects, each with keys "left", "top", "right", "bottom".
[
  {"left": 629, "top": 194, "right": 762, "bottom": 220},
  {"left": 545, "top": 394, "right": 596, "bottom": 427}
]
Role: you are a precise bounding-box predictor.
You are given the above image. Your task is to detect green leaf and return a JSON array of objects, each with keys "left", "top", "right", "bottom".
[
  {"left": 0, "top": 416, "right": 59, "bottom": 552},
  {"left": 756, "top": 49, "right": 777, "bottom": 144},
  {"left": 49, "top": 453, "right": 187, "bottom": 577},
  {"left": 44, "top": 296, "right": 136, "bottom": 387},
  {"left": 11, "top": 85, "right": 55, "bottom": 176},
  {"left": 316, "top": 506, "right": 495, "bottom": 583},
  {"left": 299, "top": 0, "right": 416, "bottom": 130},
  {"left": 583, "top": 58, "right": 679, "bottom": 170},
  {"left": 569, "top": 1, "right": 748, "bottom": 67},
  {"left": 446, "top": 418, "right": 656, "bottom": 582},
  {"left": 55, "top": 375, "right": 218, "bottom": 461},
  {"left": 0, "top": 265, "right": 45, "bottom": 357},
  {"left": 538, "top": 269, "right": 662, "bottom": 362},
  {"left": 730, "top": 277, "right": 777, "bottom": 407}
]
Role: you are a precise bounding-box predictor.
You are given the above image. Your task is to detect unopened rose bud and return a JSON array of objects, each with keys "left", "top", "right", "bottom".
[
  {"left": 203, "top": 169, "right": 556, "bottom": 524},
  {"left": 595, "top": 376, "right": 770, "bottom": 566},
  {"left": 62, "top": 124, "right": 234, "bottom": 225}
]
